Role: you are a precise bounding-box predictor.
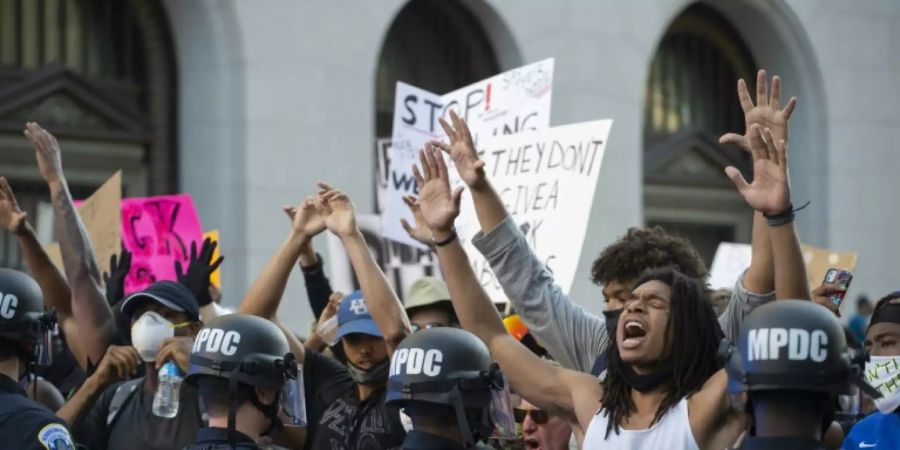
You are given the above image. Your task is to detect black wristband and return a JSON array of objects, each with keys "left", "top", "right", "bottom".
[
  {"left": 432, "top": 229, "right": 458, "bottom": 247},
  {"left": 763, "top": 201, "right": 811, "bottom": 227}
]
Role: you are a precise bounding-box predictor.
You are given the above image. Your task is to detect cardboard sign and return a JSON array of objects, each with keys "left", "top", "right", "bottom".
[
  {"left": 801, "top": 244, "right": 858, "bottom": 288},
  {"left": 44, "top": 171, "right": 122, "bottom": 283},
  {"left": 459, "top": 120, "right": 613, "bottom": 303},
  {"left": 708, "top": 242, "right": 859, "bottom": 292},
  {"left": 203, "top": 230, "right": 221, "bottom": 288},
  {"left": 121, "top": 194, "right": 203, "bottom": 293},
  {"left": 385, "top": 59, "right": 554, "bottom": 247}
]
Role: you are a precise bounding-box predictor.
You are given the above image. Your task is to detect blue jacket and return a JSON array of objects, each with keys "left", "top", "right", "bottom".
[{"left": 843, "top": 412, "right": 899, "bottom": 449}]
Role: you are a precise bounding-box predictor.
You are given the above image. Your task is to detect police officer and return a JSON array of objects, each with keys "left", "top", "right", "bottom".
[
  {"left": 184, "top": 314, "right": 305, "bottom": 450},
  {"left": 386, "top": 327, "right": 516, "bottom": 450},
  {"left": 721, "top": 300, "right": 880, "bottom": 450},
  {"left": 0, "top": 268, "right": 75, "bottom": 450}
]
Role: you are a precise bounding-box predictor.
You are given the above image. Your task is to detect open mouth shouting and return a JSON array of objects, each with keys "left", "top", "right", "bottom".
[{"left": 620, "top": 317, "right": 648, "bottom": 350}]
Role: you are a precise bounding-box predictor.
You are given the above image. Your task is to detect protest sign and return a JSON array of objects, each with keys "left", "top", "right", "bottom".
[
  {"left": 203, "top": 230, "right": 222, "bottom": 288},
  {"left": 801, "top": 244, "right": 858, "bottom": 288},
  {"left": 457, "top": 119, "right": 613, "bottom": 303},
  {"left": 44, "top": 171, "right": 122, "bottom": 282},
  {"left": 709, "top": 243, "right": 753, "bottom": 290},
  {"left": 708, "top": 241, "right": 858, "bottom": 292},
  {"left": 385, "top": 59, "right": 554, "bottom": 247},
  {"left": 121, "top": 194, "right": 204, "bottom": 293}
]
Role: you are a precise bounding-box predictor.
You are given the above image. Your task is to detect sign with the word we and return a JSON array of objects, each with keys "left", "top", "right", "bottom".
[{"left": 385, "top": 59, "right": 554, "bottom": 247}]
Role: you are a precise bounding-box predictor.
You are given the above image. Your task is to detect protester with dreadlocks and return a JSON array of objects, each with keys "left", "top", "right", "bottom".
[{"left": 411, "top": 95, "right": 810, "bottom": 447}]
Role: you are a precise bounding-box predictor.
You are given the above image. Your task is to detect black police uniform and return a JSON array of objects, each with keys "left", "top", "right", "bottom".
[
  {"left": 184, "top": 427, "right": 261, "bottom": 450},
  {"left": 0, "top": 373, "right": 74, "bottom": 450}
]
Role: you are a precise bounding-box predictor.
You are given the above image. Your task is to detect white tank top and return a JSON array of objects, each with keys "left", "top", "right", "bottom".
[{"left": 582, "top": 398, "right": 699, "bottom": 450}]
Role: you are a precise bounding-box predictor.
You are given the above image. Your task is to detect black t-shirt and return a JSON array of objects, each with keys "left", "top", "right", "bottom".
[
  {"left": 184, "top": 427, "right": 260, "bottom": 450},
  {"left": 401, "top": 431, "right": 465, "bottom": 450},
  {"left": 74, "top": 376, "right": 203, "bottom": 450},
  {"left": 0, "top": 374, "right": 75, "bottom": 450},
  {"left": 303, "top": 350, "right": 406, "bottom": 450}
]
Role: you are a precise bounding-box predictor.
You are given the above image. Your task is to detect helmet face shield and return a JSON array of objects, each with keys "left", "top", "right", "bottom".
[
  {"left": 33, "top": 311, "right": 57, "bottom": 367},
  {"left": 487, "top": 368, "right": 516, "bottom": 440},
  {"left": 278, "top": 353, "right": 306, "bottom": 427}
]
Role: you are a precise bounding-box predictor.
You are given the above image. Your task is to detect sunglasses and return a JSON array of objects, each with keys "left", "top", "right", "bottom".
[
  {"left": 410, "top": 322, "right": 447, "bottom": 333},
  {"left": 513, "top": 408, "right": 550, "bottom": 425}
]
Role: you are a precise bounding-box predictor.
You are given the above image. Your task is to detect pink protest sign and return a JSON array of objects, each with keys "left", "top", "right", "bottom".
[{"left": 120, "top": 194, "right": 204, "bottom": 293}]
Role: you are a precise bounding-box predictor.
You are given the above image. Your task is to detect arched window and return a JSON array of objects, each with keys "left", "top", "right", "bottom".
[
  {"left": 371, "top": 0, "right": 501, "bottom": 297},
  {"left": 0, "top": 0, "right": 175, "bottom": 269},
  {"left": 643, "top": 4, "right": 757, "bottom": 265}
]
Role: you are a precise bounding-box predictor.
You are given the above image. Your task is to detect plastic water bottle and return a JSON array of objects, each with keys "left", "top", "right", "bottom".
[{"left": 152, "top": 362, "right": 183, "bottom": 418}]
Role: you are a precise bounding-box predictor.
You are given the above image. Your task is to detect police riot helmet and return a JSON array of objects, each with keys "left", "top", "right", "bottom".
[
  {"left": 0, "top": 268, "right": 55, "bottom": 366},
  {"left": 387, "top": 328, "right": 516, "bottom": 447},
  {"left": 721, "top": 300, "right": 879, "bottom": 398},
  {"left": 186, "top": 314, "right": 305, "bottom": 433}
]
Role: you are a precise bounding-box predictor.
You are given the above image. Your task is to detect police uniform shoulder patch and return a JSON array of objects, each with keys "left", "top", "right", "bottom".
[{"left": 37, "top": 423, "right": 74, "bottom": 450}]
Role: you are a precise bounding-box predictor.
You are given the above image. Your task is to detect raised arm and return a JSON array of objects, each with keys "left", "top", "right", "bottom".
[
  {"left": 284, "top": 203, "right": 333, "bottom": 320},
  {"left": 24, "top": 122, "right": 116, "bottom": 366},
  {"left": 431, "top": 112, "right": 606, "bottom": 372},
  {"left": 175, "top": 237, "right": 224, "bottom": 323},
  {"left": 725, "top": 126, "right": 809, "bottom": 300},
  {"left": 238, "top": 199, "right": 318, "bottom": 363},
  {"left": 413, "top": 143, "right": 599, "bottom": 427},
  {"left": 315, "top": 183, "right": 410, "bottom": 354}
]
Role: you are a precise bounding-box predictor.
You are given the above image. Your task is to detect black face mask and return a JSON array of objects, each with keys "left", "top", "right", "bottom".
[
  {"left": 619, "top": 359, "right": 674, "bottom": 393},
  {"left": 346, "top": 358, "right": 390, "bottom": 385},
  {"left": 602, "top": 309, "right": 623, "bottom": 336}
]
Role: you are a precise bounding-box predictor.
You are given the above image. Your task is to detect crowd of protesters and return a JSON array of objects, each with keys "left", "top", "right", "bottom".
[{"left": 0, "top": 70, "right": 896, "bottom": 450}]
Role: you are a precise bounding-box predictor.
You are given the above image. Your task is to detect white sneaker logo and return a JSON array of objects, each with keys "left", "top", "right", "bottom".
[{"left": 859, "top": 442, "right": 878, "bottom": 448}]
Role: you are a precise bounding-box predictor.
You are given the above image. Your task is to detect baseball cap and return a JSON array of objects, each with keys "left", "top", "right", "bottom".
[
  {"left": 120, "top": 281, "right": 201, "bottom": 322},
  {"left": 404, "top": 277, "right": 451, "bottom": 311},
  {"left": 336, "top": 290, "right": 382, "bottom": 339}
]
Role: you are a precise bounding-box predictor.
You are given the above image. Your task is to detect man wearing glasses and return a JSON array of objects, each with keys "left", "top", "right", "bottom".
[
  {"left": 405, "top": 277, "right": 459, "bottom": 332},
  {"left": 516, "top": 399, "right": 577, "bottom": 450}
]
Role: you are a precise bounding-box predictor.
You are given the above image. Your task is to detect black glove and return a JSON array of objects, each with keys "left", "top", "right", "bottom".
[
  {"left": 102, "top": 247, "right": 132, "bottom": 307},
  {"left": 175, "top": 238, "right": 224, "bottom": 307}
]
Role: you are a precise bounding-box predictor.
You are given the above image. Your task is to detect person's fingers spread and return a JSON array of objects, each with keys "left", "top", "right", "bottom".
[
  {"left": 763, "top": 128, "right": 778, "bottom": 162},
  {"left": 316, "top": 181, "right": 334, "bottom": 192},
  {"left": 430, "top": 140, "right": 452, "bottom": 154},
  {"left": 174, "top": 261, "right": 184, "bottom": 278},
  {"left": 423, "top": 145, "right": 439, "bottom": 178},
  {"left": 783, "top": 97, "right": 797, "bottom": 119},
  {"left": 748, "top": 124, "right": 765, "bottom": 160},
  {"left": 473, "top": 159, "right": 485, "bottom": 171},
  {"left": 433, "top": 146, "right": 449, "bottom": 180},
  {"left": 400, "top": 218, "right": 413, "bottom": 234},
  {"left": 770, "top": 76, "right": 781, "bottom": 110},
  {"left": 452, "top": 187, "right": 464, "bottom": 208},
  {"left": 438, "top": 118, "right": 455, "bottom": 142},
  {"left": 209, "top": 256, "right": 224, "bottom": 272},
  {"left": 725, "top": 167, "right": 750, "bottom": 192},
  {"left": 737, "top": 78, "right": 754, "bottom": 112},
  {"left": 419, "top": 149, "right": 433, "bottom": 181},
  {"left": 777, "top": 140, "right": 788, "bottom": 168},
  {"left": 756, "top": 69, "right": 767, "bottom": 107},
  {"left": 412, "top": 165, "right": 425, "bottom": 190}
]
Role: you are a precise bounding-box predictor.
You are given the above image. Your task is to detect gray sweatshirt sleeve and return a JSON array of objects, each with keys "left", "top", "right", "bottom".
[
  {"left": 472, "top": 216, "right": 608, "bottom": 372},
  {"left": 717, "top": 270, "right": 776, "bottom": 342}
]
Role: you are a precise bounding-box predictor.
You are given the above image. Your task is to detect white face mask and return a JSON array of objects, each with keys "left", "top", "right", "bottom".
[
  {"left": 864, "top": 355, "right": 900, "bottom": 414},
  {"left": 131, "top": 311, "right": 174, "bottom": 362}
]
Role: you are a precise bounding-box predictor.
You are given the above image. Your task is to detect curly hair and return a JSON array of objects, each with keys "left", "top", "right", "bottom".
[
  {"left": 599, "top": 268, "right": 723, "bottom": 438},
  {"left": 590, "top": 226, "right": 708, "bottom": 287}
]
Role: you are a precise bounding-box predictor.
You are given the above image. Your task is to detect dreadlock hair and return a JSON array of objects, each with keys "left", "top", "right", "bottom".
[
  {"left": 590, "top": 227, "right": 708, "bottom": 288},
  {"left": 599, "top": 267, "right": 723, "bottom": 438}
]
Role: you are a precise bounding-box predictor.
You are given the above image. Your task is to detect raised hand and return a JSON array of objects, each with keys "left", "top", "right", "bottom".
[
  {"left": 315, "top": 182, "right": 359, "bottom": 238},
  {"left": 725, "top": 127, "right": 791, "bottom": 215},
  {"left": 720, "top": 70, "right": 797, "bottom": 157},
  {"left": 103, "top": 247, "right": 132, "bottom": 307},
  {"left": 399, "top": 195, "right": 433, "bottom": 247},
  {"left": 413, "top": 143, "right": 464, "bottom": 234},
  {"left": 0, "top": 177, "right": 27, "bottom": 235},
  {"left": 175, "top": 238, "right": 224, "bottom": 307},
  {"left": 811, "top": 282, "right": 844, "bottom": 318},
  {"left": 284, "top": 197, "right": 326, "bottom": 241},
  {"left": 23, "top": 122, "right": 65, "bottom": 185},
  {"left": 434, "top": 109, "right": 487, "bottom": 189}
]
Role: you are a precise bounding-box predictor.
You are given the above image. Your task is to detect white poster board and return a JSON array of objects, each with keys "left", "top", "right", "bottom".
[
  {"left": 709, "top": 243, "right": 752, "bottom": 290},
  {"left": 458, "top": 119, "right": 613, "bottom": 302},
  {"left": 385, "top": 59, "right": 555, "bottom": 247}
]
